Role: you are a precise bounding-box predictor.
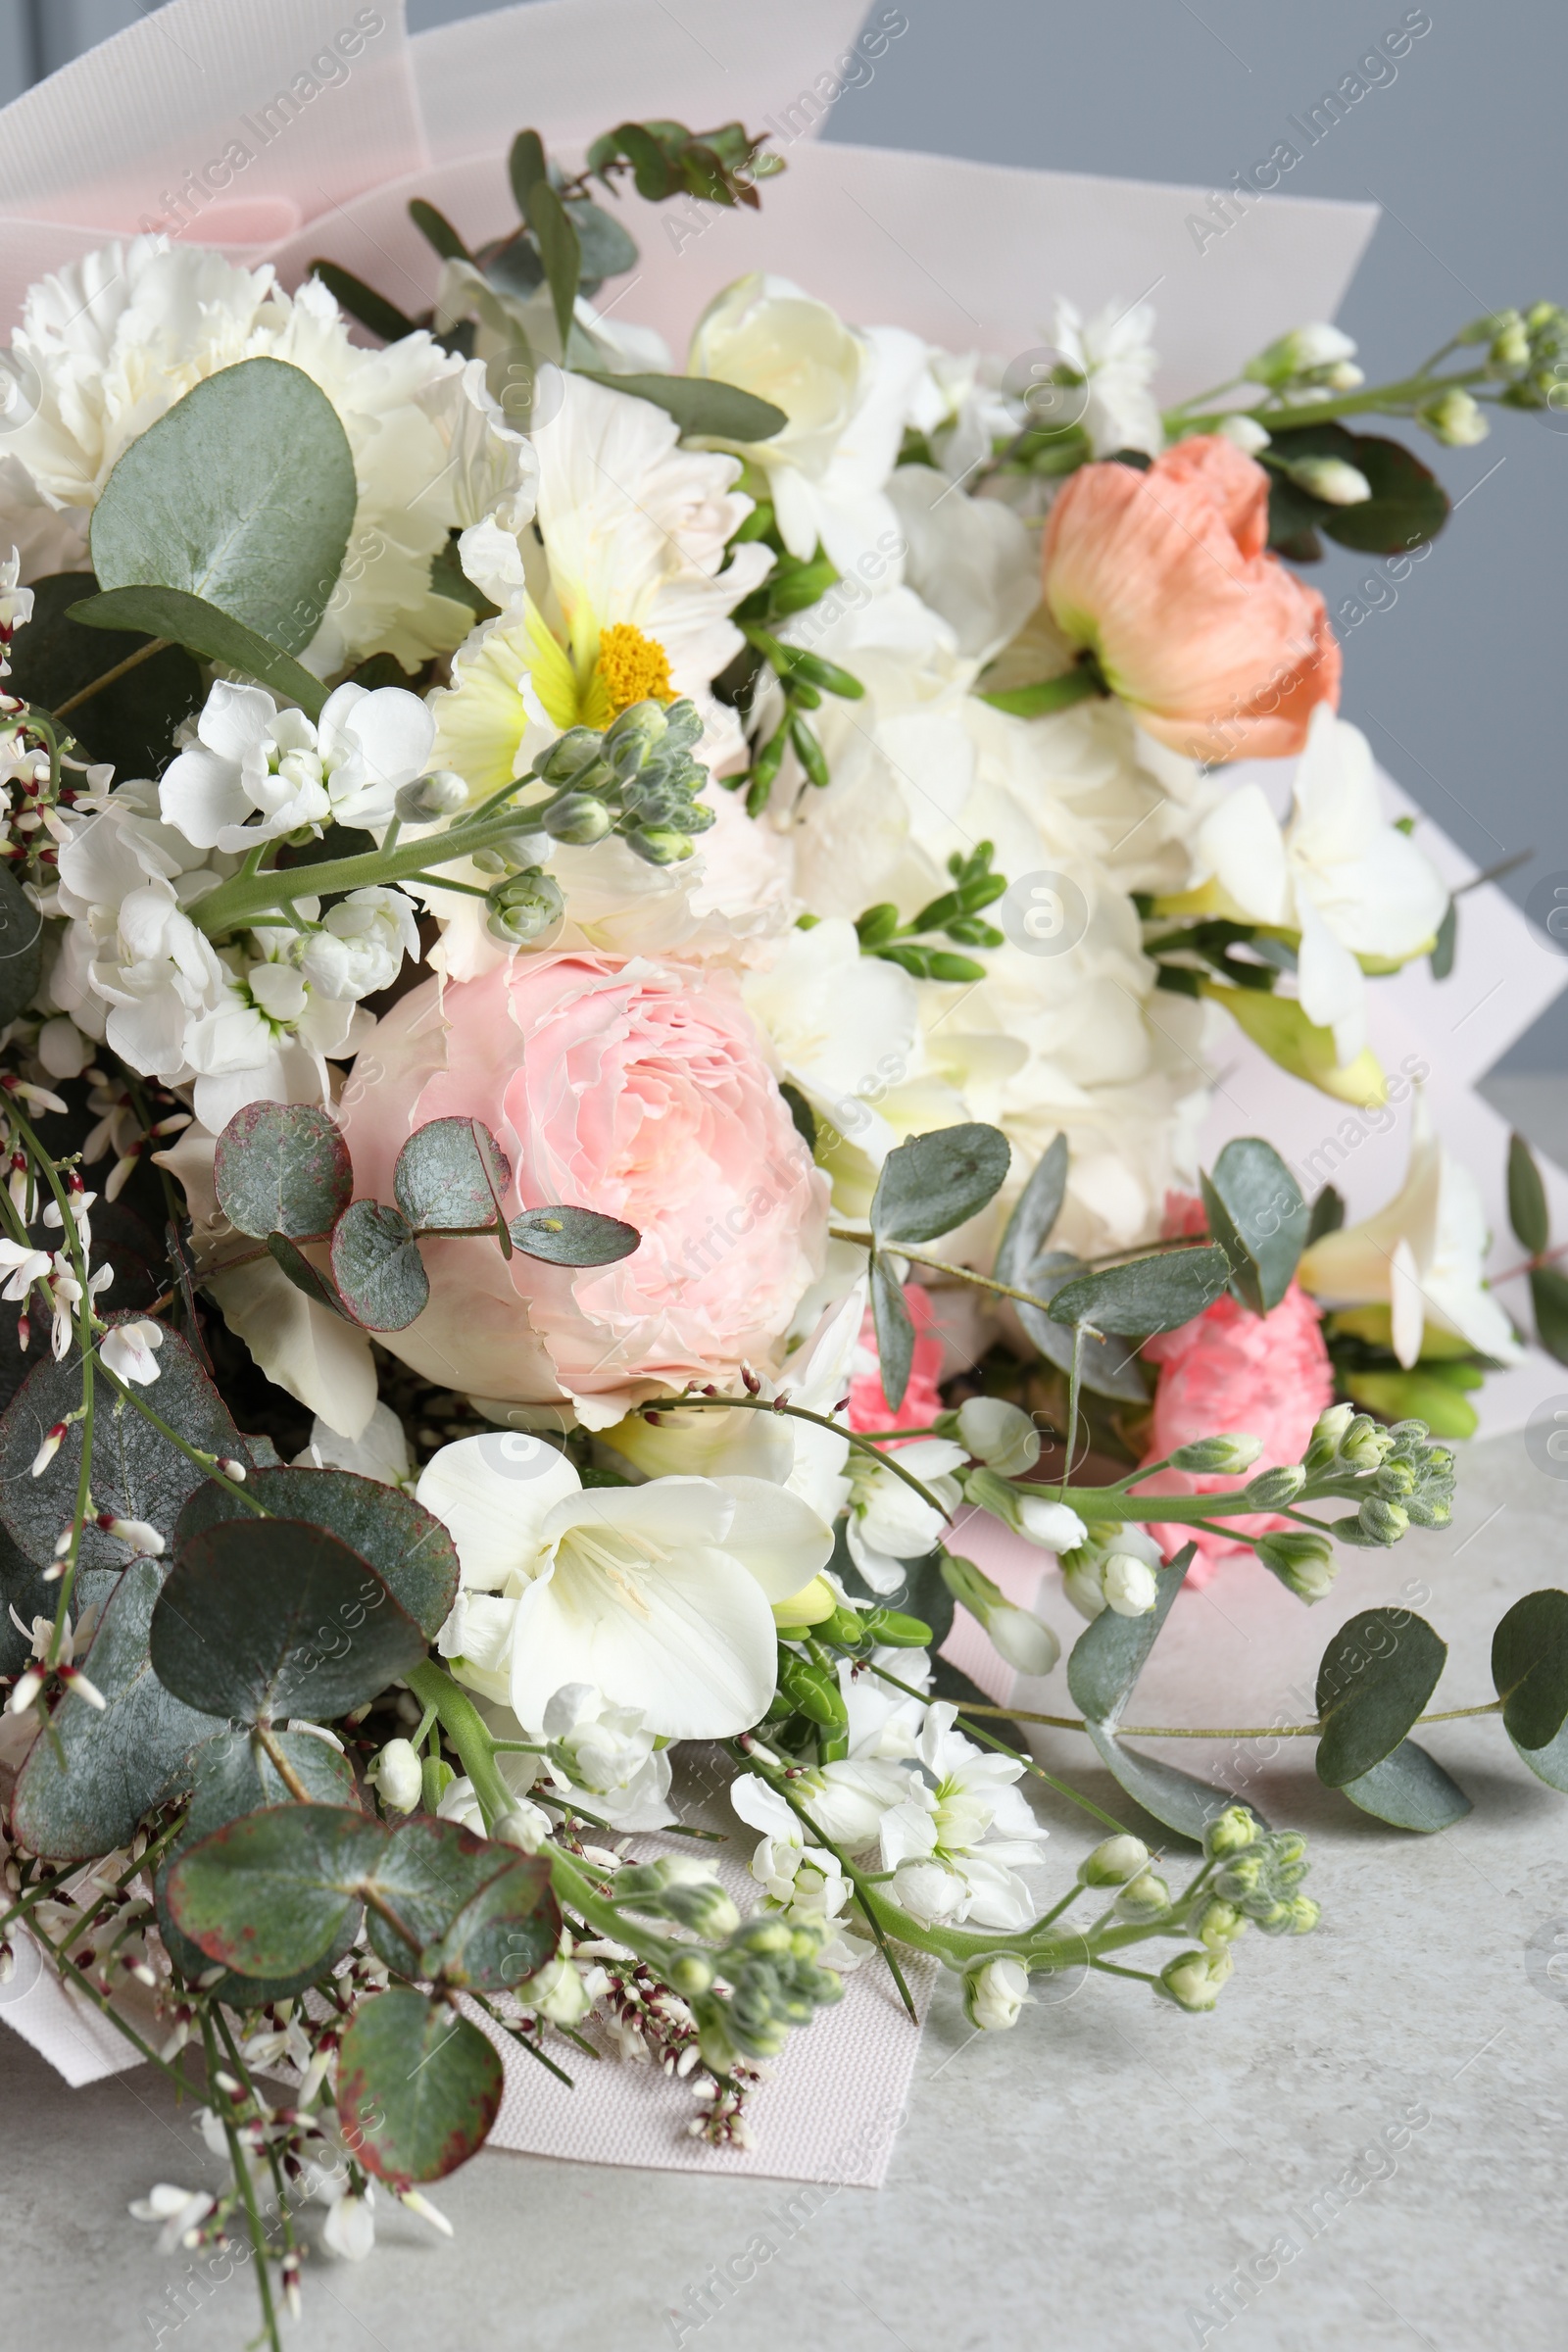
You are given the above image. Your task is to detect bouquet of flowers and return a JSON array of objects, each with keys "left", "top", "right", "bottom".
[{"left": 2, "top": 38, "right": 1566, "bottom": 2342}]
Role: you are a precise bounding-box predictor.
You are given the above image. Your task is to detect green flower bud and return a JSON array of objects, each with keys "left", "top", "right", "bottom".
[
  {"left": 1244, "top": 1463, "right": 1307, "bottom": 1509},
  {"left": 1492, "top": 317, "right": 1531, "bottom": 370},
  {"left": 668, "top": 1951, "right": 716, "bottom": 1997},
  {"left": 662, "top": 1881, "right": 742, "bottom": 1938},
  {"left": 1116, "top": 1871, "right": 1172, "bottom": 1921},
  {"left": 624, "top": 823, "right": 695, "bottom": 866},
  {"left": 393, "top": 767, "right": 469, "bottom": 821},
  {"left": 1158, "top": 1947, "right": 1234, "bottom": 2012},
  {"left": 1214, "top": 1856, "right": 1263, "bottom": 1899},
  {"left": 542, "top": 792, "right": 613, "bottom": 844},
  {"left": 1357, "top": 1495, "right": 1409, "bottom": 1544},
  {"left": 776, "top": 1651, "right": 849, "bottom": 1731},
  {"left": 1303, "top": 1401, "right": 1354, "bottom": 1472},
  {"left": 1283, "top": 455, "right": 1372, "bottom": 507},
  {"left": 1170, "top": 1433, "right": 1264, "bottom": 1475},
  {"left": 1203, "top": 1806, "right": 1260, "bottom": 1861},
  {"left": 1255, "top": 1528, "right": 1338, "bottom": 1601},
  {"left": 731, "top": 1917, "right": 793, "bottom": 1956},
  {"left": 1080, "top": 1834, "right": 1150, "bottom": 1886},
  {"left": 536, "top": 725, "right": 606, "bottom": 784},
  {"left": 486, "top": 870, "right": 565, "bottom": 944},
  {"left": 1340, "top": 1413, "right": 1389, "bottom": 1471},
  {"left": 1245, "top": 322, "right": 1356, "bottom": 385},
  {"left": 1199, "top": 1899, "right": 1248, "bottom": 1952},
  {"left": 1287, "top": 1896, "right": 1321, "bottom": 1935},
  {"left": 1375, "top": 1459, "right": 1417, "bottom": 1497},
  {"left": 962, "top": 1955, "right": 1031, "bottom": 2032},
  {"left": 605, "top": 697, "right": 670, "bottom": 753},
  {"left": 1418, "top": 387, "right": 1489, "bottom": 446},
  {"left": 856, "top": 1607, "right": 935, "bottom": 1648}
]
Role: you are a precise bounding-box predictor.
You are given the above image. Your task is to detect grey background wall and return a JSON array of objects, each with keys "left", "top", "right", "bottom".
[{"left": 2, "top": 0, "right": 1563, "bottom": 1068}]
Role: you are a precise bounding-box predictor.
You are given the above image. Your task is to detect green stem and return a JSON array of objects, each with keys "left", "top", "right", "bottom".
[
  {"left": 861, "top": 1662, "right": 1133, "bottom": 1837},
  {"left": 642, "top": 1392, "right": 953, "bottom": 1517},
  {"left": 201, "top": 2009, "right": 283, "bottom": 2352},
  {"left": 909, "top": 1696, "right": 1506, "bottom": 1740},
  {"left": 97, "top": 1359, "right": 266, "bottom": 1512},
  {"left": 53, "top": 638, "right": 170, "bottom": 718},
  {"left": 186, "top": 808, "right": 533, "bottom": 939}
]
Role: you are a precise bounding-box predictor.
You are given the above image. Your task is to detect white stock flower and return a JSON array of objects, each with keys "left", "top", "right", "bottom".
[
  {"left": 417, "top": 1434, "right": 834, "bottom": 1739},
  {"left": 71, "top": 879, "right": 225, "bottom": 1084},
  {"left": 845, "top": 1439, "right": 964, "bottom": 1594},
  {"left": 181, "top": 928, "right": 368, "bottom": 1136},
  {"left": 688, "top": 272, "right": 929, "bottom": 578},
  {"left": 1194, "top": 707, "right": 1446, "bottom": 1063},
  {"left": 964, "top": 1953, "right": 1032, "bottom": 2031},
  {"left": 100, "top": 1318, "right": 164, "bottom": 1386},
  {"left": 159, "top": 679, "right": 435, "bottom": 854},
  {"left": 298, "top": 887, "right": 419, "bottom": 1002},
  {"left": 0, "top": 237, "right": 494, "bottom": 674},
  {"left": 1298, "top": 1094, "right": 1523, "bottom": 1367},
  {"left": 879, "top": 1704, "right": 1048, "bottom": 1930},
  {"left": 1053, "top": 296, "right": 1164, "bottom": 459},
  {"left": 728, "top": 1772, "right": 863, "bottom": 1967},
  {"left": 540, "top": 1681, "right": 674, "bottom": 1830}
]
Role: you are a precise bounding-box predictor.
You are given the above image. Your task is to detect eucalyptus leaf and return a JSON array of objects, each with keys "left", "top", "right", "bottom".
[
  {"left": 71, "top": 586, "right": 328, "bottom": 719},
  {"left": 1336, "top": 1738, "right": 1471, "bottom": 1831},
  {"left": 1507, "top": 1131, "right": 1550, "bottom": 1258},
  {"left": 177, "top": 1466, "right": 460, "bottom": 1642},
  {"left": 308, "top": 262, "right": 418, "bottom": 346},
  {"left": 994, "top": 1134, "right": 1068, "bottom": 1287},
  {"left": 151, "top": 1517, "right": 425, "bottom": 1722},
  {"left": 1067, "top": 1547, "right": 1194, "bottom": 1724},
  {"left": 869, "top": 1250, "right": 915, "bottom": 1412},
  {"left": 1429, "top": 897, "right": 1457, "bottom": 980},
  {"left": 568, "top": 196, "right": 639, "bottom": 282},
  {"left": 508, "top": 129, "right": 547, "bottom": 213},
  {"left": 1315, "top": 1607, "right": 1447, "bottom": 1788},
  {"left": 577, "top": 369, "right": 788, "bottom": 443},
  {"left": 1082, "top": 1723, "right": 1251, "bottom": 1848},
  {"left": 1530, "top": 1264, "right": 1568, "bottom": 1366},
  {"left": 88, "top": 357, "right": 357, "bottom": 655},
  {"left": 1509, "top": 1716, "right": 1568, "bottom": 1793},
  {"left": 364, "top": 1817, "right": 560, "bottom": 1990},
  {"left": 216, "top": 1101, "right": 353, "bottom": 1240},
  {"left": 1492, "top": 1589, "right": 1568, "bottom": 1750},
  {"left": 267, "top": 1233, "right": 350, "bottom": 1316},
  {"left": 11, "top": 1559, "right": 216, "bottom": 1861},
  {"left": 0, "top": 1330, "right": 250, "bottom": 1572},
  {"left": 329, "top": 1200, "right": 430, "bottom": 1332},
  {"left": 337, "top": 1986, "right": 504, "bottom": 2184},
  {"left": 526, "top": 177, "right": 580, "bottom": 352},
  {"left": 1049, "top": 1245, "right": 1232, "bottom": 1337},
  {"left": 166, "top": 1801, "right": 384, "bottom": 1978},
  {"left": 509, "top": 1205, "right": 641, "bottom": 1265},
  {"left": 871, "top": 1122, "right": 1011, "bottom": 1248},
  {"left": 1200, "top": 1137, "right": 1306, "bottom": 1314},
  {"left": 5, "top": 569, "right": 203, "bottom": 779},
  {"left": 394, "top": 1117, "right": 511, "bottom": 1233},
  {"left": 1010, "top": 1250, "right": 1149, "bottom": 1403},
  {"left": 409, "top": 198, "right": 474, "bottom": 263}
]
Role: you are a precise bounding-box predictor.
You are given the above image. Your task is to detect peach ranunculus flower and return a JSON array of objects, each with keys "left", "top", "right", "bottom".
[
  {"left": 336, "top": 954, "right": 829, "bottom": 1428},
  {"left": 1041, "top": 435, "right": 1342, "bottom": 762},
  {"left": 1135, "top": 1279, "right": 1335, "bottom": 1580}
]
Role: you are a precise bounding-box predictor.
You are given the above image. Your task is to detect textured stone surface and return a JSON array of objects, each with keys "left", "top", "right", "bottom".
[{"left": 7, "top": 1431, "right": 1568, "bottom": 2351}]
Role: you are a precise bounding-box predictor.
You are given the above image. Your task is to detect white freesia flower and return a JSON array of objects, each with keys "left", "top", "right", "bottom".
[
  {"left": 846, "top": 1439, "right": 964, "bottom": 1593},
  {"left": 0, "top": 237, "right": 497, "bottom": 674},
  {"left": 417, "top": 1434, "right": 834, "bottom": 1738},
  {"left": 688, "top": 272, "right": 929, "bottom": 577},
  {"left": 1194, "top": 707, "right": 1446, "bottom": 1064},
  {"left": 100, "top": 1318, "right": 163, "bottom": 1386},
  {"left": 159, "top": 679, "right": 435, "bottom": 854},
  {"left": 1053, "top": 296, "right": 1164, "bottom": 459},
  {"left": 1298, "top": 1094, "right": 1523, "bottom": 1367},
  {"left": 295, "top": 1400, "right": 414, "bottom": 1489}
]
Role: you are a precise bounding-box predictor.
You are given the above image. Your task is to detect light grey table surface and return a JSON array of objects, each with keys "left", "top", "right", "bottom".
[{"left": 5, "top": 1420, "right": 1568, "bottom": 2352}]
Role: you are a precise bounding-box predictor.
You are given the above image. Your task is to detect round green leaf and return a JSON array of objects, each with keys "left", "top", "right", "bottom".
[
  {"left": 1337, "top": 1738, "right": 1471, "bottom": 1831},
  {"left": 150, "top": 1518, "right": 427, "bottom": 1722},
  {"left": 1083, "top": 1724, "right": 1260, "bottom": 1847},
  {"left": 11, "top": 1558, "right": 216, "bottom": 1862},
  {"left": 1049, "top": 1244, "right": 1232, "bottom": 1337},
  {"left": 177, "top": 1466, "right": 460, "bottom": 1642},
  {"left": 1009, "top": 1250, "right": 1150, "bottom": 1402},
  {"left": 166, "top": 1801, "right": 384, "bottom": 1979},
  {"left": 366, "top": 1816, "right": 560, "bottom": 1990},
  {"left": 215, "top": 1101, "right": 353, "bottom": 1240},
  {"left": 1315, "top": 1607, "right": 1447, "bottom": 1788},
  {"left": 394, "top": 1117, "right": 511, "bottom": 1233},
  {"left": 871, "top": 1121, "right": 1011, "bottom": 1248},
  {"left": 337, "top": 1987, "right": 504, "bottom": 2185},
  {"left": 330, "top": 1200, "right": 430, "bottom": 1331},
  {"left": 509, "top": 1205, "right": 641, "bottom": 1265},
  {"left": 88, "top": 357, "right": 358, "bottom": 655},
  {"left": 1492, "top": 1589, "right": 1568, "bottom": 1750},
  {"left": 581, "top": 369, "right": 787, "bottom": 443},
  {"left": 1200, "top": 1137, "right": 1306, "bottom": 1315},
  {"left": 1508, "top": 1716, "right": 1568, "bottom": 1793}
]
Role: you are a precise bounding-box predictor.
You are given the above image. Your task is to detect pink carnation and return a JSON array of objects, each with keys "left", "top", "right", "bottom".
[
  {"left": 848, "top": 1283, "right": 945, "bottom": 1432},
  {"left": 337, "top": 954, "right": 828, "bottom": 1428},
  {"left": 1137, "top": 1280, "right": 1334, "bottom": 1581}
]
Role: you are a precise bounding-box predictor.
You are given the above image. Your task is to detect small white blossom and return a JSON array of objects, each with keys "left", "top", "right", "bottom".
[
  {"left": 100, "top": 1318, "right": 164, "bottom": 1386},
  {"left": 159, "top": 678, "right": 436, "bottom": 854}
]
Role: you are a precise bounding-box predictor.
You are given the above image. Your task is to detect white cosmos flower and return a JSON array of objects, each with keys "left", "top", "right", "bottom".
[
  {"left": 430, "top": 369, "right": 770, "bottom": 801},
  {"left": 1194, "top": 706, "right": 1447, "bottom": 1064},
  {"left": 159, "top": 679, "right": 436, "bottom": 854},
  {"left": 0, "top": 237, "right": 500, "bottom": 675},
  {"left": 687, "top": 272, "right": 930, "bottom": 576},
  {"left": 1298, "top": 1093, "right": 1522, "bottom": 1367},
  {"left": 417, "top": 1434, "right": 834, "bottom": 1739},
  {"left": 1052, "top": 296, "right": 1164, "bottom": 459}
]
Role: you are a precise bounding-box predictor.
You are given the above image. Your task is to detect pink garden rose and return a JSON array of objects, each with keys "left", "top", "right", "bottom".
[
  {"left": 1042, "top": 435, "right": 1341, "bottom": 762},
  {"left": 337, "top": 954, "right": 828, "bottom": 1427},
  {"left": 1137, "top": 1279, "right": 1334, "bottom": 1579}
]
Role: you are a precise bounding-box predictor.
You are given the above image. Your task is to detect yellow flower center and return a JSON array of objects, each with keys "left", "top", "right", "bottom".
[{"left": 595, "top": 622, "right": 674, "bottom": 714}]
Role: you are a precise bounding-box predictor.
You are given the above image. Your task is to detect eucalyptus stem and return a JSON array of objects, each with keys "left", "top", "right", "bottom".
[
  {"left": 642, "top": 1392, "right": 954, "bottom": 1517},
  {"left": 53, "top": 637, "right": 171, "bottom": 718},
  {"left": 201, "top": 2008, "right": 283, "bottom": 2352},
  {"left": 937, "top": 1696, "right": 1506, "bottom": 1740}
]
